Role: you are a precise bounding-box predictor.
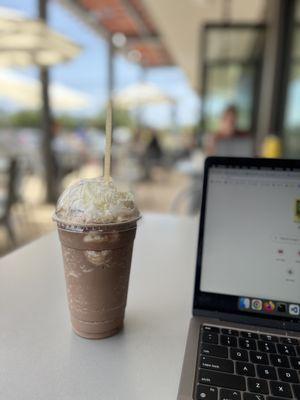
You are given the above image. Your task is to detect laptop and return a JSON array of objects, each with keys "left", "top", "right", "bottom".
[
  {"left": 177, "top": 157, "right": 300, "bottom": 400},
  {"left": 215, "top": 138, "right": 254, "bottom": 158}
]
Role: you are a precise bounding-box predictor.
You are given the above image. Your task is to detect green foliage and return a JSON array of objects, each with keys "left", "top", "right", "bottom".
[
  {"left": 0, "top": 108, "right": 133, "bottom": 130},
  {"left": 88, "top": 108, "right": 133, "bottom": 130},
  {"left": 56, "top": 114, "right": 85, "bottom": 130},
  {"left": 113, "top": 108, "right": 133, "bottom": 128},
  {"left": 9, "top": 110, "right": 41, "bottom": 128}
]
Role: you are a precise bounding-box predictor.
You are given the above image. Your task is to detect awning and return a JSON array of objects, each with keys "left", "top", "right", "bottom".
[
  {"left": 57, "top": 0, "right": 267, "bottom": 90},
  {"left": 58, "top": 0, "right": 173, "bottom": 67},
  {"left": 142, "top": 0, "right": 267, "bottom": 88}
]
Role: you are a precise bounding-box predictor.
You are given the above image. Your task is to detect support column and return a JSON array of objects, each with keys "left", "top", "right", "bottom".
[
  {"left": 256, "top": 0, "right": 295, "bottom": 153},
  {"left": 39, "top": 0, "right": 56, "bottom": 203},
  {"left": 136, "top": 66, "right": 146, "bottom": 130}
]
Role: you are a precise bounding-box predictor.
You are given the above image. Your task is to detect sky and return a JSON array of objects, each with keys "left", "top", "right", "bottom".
[{"left": 0, "top": 0, "right": 200, "bottom": 128}]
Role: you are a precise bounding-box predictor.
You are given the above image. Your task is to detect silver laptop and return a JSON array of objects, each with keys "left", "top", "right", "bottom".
[
  {"left": 178, "top": 156, "right": 300, "bottom": 400},
  {"left": 216, "top": 138, "right": 254, "bottom": 157}
]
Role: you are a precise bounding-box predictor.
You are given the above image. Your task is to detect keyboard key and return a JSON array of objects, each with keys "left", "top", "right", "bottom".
[
  {"left": 270, "top": 381, "right": 292, "bottom": 398},
  {"left": 280, "top": 337, "right": 298, "bottom": 345},
  {"left": 250, "top": 351, "right": 269, "bottom": 365},
  {"left": 220, "top": 389, "right": 241, "bottom": 400},
  {"left": 230, "top": 348, "right": 248, "bottom": 362},
  {"left": 244, "top": 394, "right": 265, "bottom": 400},
  {"left": 278, "top": 368, "right": 299, "bottom": 383},
  {"left": 293, "top": 384, "right": 300, "bottom": 399},
  {"left": 260, "top": 334, "right": 278, "bottom": 343},
  {"left": 200, "top": 355, "right": 234, "bottom": 373},
  {"left": 269, "top": 354, "right": 290, "bottom": 368},
  {"left": 222, "top": 328, "right": 239, "bottom": 337},
  {"left": 203, "top": 332, "right": 219, "bottom": 345},
  {"left": 248, "top": 378, "right": 269, "bottom": 394},
  {"left": 203, "top": 325, "right": 220, "bottom": 333},
  {"left": 240, "top": 338, "right": 257, "bottom": 350},
  {"left": 290, "top": 357, "right": 300, "bottom": 370},
  {"left": 196, "top": 384, "right": 218, "bottom": 400},
  {"left": 277, "top": 344, "right": 296, "bottom": 356},
  {"left": 236, "top": 362, "right": 256, "bottom": 377},
  {"left": 256, "top": 365, "right": 277, "bottom": 380},
  {"left": 241, "top": 331, "right": 259, "bottom": 339},
  {"left": 201, "top": 344, "right": 228, "bottom": 359},
  {"left": 221, "top": 335, "right": 238, "bottom": 347},
  {"left": 257, "top": 341, "right": 277, "bottom": 354},
  {"left": 198, "top": 370, "right": 246, "bottom": 391}
]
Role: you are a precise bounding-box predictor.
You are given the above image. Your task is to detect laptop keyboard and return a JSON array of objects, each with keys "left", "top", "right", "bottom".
[{"left": 196, "top": 325, "right": 300, "bottom": 400}]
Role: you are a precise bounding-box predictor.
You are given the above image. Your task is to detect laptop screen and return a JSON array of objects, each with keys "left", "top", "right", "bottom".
[{"left": 199, "top": 164, "right": 300, "bottom": 319}]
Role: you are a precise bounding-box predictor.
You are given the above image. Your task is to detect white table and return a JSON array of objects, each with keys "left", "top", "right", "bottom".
[{"left": 0, "top": 214, "right": 198, "bottom": 400}]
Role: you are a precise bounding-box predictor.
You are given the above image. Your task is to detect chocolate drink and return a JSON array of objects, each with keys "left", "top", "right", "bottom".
[{"left": 54, "top": 178, "right": 140, "bottom": 339}]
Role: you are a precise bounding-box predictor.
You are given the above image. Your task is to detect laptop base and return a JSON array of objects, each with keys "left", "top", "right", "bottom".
[{"left": 177, "top": 317, "right": 300, "bottom": 400}]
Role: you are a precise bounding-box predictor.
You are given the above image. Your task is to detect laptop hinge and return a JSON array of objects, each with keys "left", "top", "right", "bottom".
[{"left": 193, "top": 309, "right": 300, "bottom": 332}]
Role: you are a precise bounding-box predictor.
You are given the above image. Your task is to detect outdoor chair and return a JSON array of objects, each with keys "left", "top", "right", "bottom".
[
  {"left": 171, "top": 172, "right": 203, "bottom": 215},
  {"left": 0, "top": 158, "right": 17, "bottom": 244}
]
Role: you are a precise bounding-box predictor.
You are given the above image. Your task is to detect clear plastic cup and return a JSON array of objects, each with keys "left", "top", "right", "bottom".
[{"left": 54, "top": 216, "right": 140, "bottom": 339}]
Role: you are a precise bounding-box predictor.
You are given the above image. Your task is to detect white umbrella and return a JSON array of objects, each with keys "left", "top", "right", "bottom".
[
  {"left": 114, "top": 82, "right": 174, "bottom": 109},
  {"left": 0, "top": 7, "right": 81, "bottom": 67},
  {"left": 0, "top": 7, "right": 83, "bottom": 202},
  {"left": 0, "top": 69, "right": 91, "bottom": 111}
]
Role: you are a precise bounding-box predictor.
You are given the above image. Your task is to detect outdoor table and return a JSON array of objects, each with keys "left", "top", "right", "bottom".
[{"left": 0, "top": 213, "right": 198, "bottom": 400}]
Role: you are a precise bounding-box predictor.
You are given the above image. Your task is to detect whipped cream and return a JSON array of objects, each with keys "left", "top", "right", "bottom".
[{"left": 54, "top": 178, "right": 139, "bottom": 225}]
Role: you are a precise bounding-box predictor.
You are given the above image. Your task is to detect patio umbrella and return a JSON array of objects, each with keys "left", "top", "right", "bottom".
[
  {"left": 113, "top": 82, "right": 175, "bottom": 109},
  {"left": 0, "top": 69, "right": 91, "bottom": 111},
  {"left": 114, "top": 82, "right": 177, "bottom": 133},
  {"left": 0, "top": 6, "right": 83, "bottom": 202},
  {"left": 0, "top": 6, "right": 81, "bottom": 67}
]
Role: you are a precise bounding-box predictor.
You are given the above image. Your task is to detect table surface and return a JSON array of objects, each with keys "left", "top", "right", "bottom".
[{"left": 0, "top": 213, "right": 198, "bottom": 400}]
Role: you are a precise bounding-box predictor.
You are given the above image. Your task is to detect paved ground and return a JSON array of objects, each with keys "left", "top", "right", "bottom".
[{"left": 0, "top": 167, "right": 190, "bottom": 256}]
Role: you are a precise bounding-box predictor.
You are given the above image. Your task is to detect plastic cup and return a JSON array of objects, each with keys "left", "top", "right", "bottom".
[{"left": 54, "top": 217, "right": 139, "bottom": 339}]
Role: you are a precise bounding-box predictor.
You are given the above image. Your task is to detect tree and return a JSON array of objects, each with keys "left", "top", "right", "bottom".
[
  {"left": 0, "top": 107, "right": 133, "bottom": 130},
  {"left": 9, "top": 110, "right": 41, "bottom": 128},
  {"left": 88, "top": 108, "right": 133, "bottom": 130}
]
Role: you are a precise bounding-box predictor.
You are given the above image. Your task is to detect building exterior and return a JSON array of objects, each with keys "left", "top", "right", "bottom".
[{"left": 60, "top": 0, "right": 300, "bottom": 158}]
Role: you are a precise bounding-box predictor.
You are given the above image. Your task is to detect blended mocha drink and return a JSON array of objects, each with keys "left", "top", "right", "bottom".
[{"left": 54, "top": 178, "right": 140, "bottom": 339}]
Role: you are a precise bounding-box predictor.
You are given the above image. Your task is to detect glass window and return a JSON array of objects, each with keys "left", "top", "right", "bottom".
[
  {"left": 201, "top": 25, "right": 265, "bottom": 135},
  {"left": 283, "top": 0, "right": 300, "bottom": 157},
  {"left": 203, "top": 64, "right": 256, "bottom": 132}
]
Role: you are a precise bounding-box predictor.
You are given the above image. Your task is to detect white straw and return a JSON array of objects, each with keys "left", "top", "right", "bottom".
[{"left": 104, "top": 100, "right": 112, "bottom": 182}]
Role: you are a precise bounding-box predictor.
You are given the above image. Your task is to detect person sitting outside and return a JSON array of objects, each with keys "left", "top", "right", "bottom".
[{"left": 204, "top": 105, "right": 253, "bottom": 156}]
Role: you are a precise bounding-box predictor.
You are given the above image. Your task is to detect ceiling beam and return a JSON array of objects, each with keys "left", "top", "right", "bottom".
[
  {"left": 120, "top": 0, "right": 151, "bottom": 36},
  {"left": 126, "top": 33, "right": 160, "bottom": 45},
  {"left": 57, "top": 0, "right": 171, "bottom": 67},
  {"left": 58, "top": 0, "right": 161, "bottom": 45},
  {"left": 58, "top": 0, "right": 111, "bottom": 41}
]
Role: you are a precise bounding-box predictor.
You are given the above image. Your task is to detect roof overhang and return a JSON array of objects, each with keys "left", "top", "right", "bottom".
[{"left": 58, "top": 0, "right": 174, "bottom": 68}]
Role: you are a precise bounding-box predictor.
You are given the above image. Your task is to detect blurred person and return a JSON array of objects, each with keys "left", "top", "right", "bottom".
[
  {"left": 132, "top": 130, "right": 145, "bottom": 157},
  {"left": 52, "top": 120, "right": 86, "bottom": 192},
  {"left": 204, "top": 105, "right": 253, "bottom": 156},
  {"left": 126, "top": 130, "right": 148, "bottom": 182},
  {"left": 51, "top": 120, "right": 63, "bottom": 179},
  {"left": 75, "top": 123, "right": 87, "bottom": 142},
  {"left": 146, "top": 131, "right": 163, "bottom": 162},
  {"left": 143, "top": 130, "right": 163, "bottom": 180}
]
